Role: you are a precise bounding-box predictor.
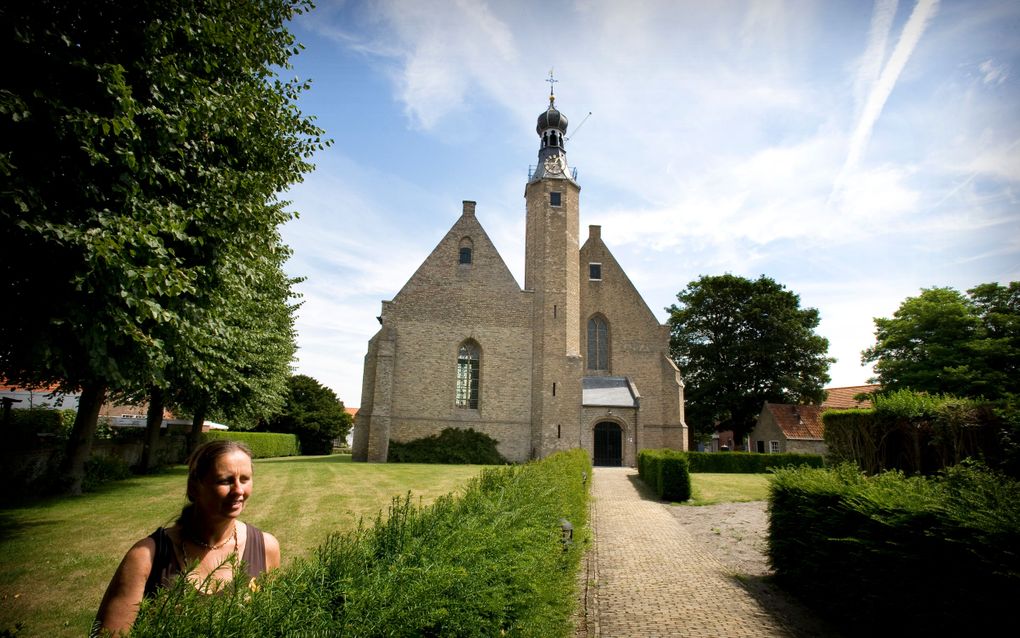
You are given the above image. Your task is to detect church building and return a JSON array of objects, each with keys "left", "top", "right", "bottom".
[{"left": 352, "top": 89, "right": 687, "bottom": 466}]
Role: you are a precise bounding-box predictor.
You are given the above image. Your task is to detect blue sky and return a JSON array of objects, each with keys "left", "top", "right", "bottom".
[{"left": 278, "top": 0, "right": 1020, "bottom": 407}]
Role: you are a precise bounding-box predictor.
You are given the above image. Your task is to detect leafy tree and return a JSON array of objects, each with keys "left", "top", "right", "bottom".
[
  {"left": 862, "top": 283, "right": 1020, "bottom": 398},
  {"left": 667, "top": 274, "right": 833, "bottom": 445},
  {"left": 266, "top": 375, "right": 352, "bottom": 455},
  {"left": 1, "top": 1, "right": 326, "bottom": 492}
]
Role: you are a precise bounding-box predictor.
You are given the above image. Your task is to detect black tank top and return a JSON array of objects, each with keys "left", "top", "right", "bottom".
[{"left": 143, "top": 523, "right": 267, "bottom": 597}]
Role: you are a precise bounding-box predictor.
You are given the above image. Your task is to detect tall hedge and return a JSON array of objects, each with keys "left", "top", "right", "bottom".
[
  {"left": 823, "top": 390, "right": 1016, "bottom": 475},
  {"left": 769, "top": 462, "right": 1020, "bottom": 634},
  {"left": 130, "top": 449, "right": 591, "bottom": 637},
  {"left": 637, "top": 449, "right": 691, "bottom": 501},
  {"left": 201, "top": 431, "right": 299, "bottom": 459}
]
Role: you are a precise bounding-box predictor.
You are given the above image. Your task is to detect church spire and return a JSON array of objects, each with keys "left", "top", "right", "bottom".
[{"left": 532, "top": 71, "right": 571, "bottom": 182}]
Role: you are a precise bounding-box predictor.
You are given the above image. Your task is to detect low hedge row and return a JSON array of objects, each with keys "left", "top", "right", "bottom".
[
  {"left": 130, "top": 449, "right": 591, "bottom": 637},
  {"left": 200, "top": 431, "right": 300, "bottom": 458},
  {"left": 769, "top": 462, "right": 1020, "bottom": 634},
  {"left": 686, "top": 450, "right": 823, "bottom": 473},
  {"left": 637, "top": 449, "right": 691, "bottom": 501}
]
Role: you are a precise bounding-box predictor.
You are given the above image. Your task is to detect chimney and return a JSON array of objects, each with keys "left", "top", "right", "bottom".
[
  {"left": 462, "top": 200, "right": 476, "bottom": 216},
  {"left": 589, "top": 224, "right": 601, "bottom": 240}
]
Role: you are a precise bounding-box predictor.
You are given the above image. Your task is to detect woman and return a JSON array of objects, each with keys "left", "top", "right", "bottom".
[{"left": 95, "top": 440, "right": 281, "bottom": 635}]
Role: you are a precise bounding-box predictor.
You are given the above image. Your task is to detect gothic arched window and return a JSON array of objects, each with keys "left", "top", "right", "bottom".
[
  {"left": 587, "top": 316, "right": 609, "bottom": 370},
  {"left": 456, "top": 341, "right": 480, "bottom": 409}
]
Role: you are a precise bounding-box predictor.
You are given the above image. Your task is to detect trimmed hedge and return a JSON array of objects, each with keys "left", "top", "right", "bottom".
[
  {"left": 686, "top": 450, "right": 823, "bottom": 473},
  {"left": 637, "top": 449, "right": 691, "bottom": 501},
  {"left": 769, "top": 462, "right": 1020, "bottom": 634},
  {"left": 200, "top": 430, "right": 300, "bottom": 458},
  {"left": 130, "top": 449, "right": 591, "bottom": 637},
  {"left": 388, "top": 427, "right": 508, "bottom": 465}
]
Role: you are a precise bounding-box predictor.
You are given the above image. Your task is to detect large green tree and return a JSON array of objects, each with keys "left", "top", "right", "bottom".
[
  {"left": 862, "top": 283, "right": 1019, "bottom": 398},
  {"left": 1, "top": 0, "right": 325, "bottom": 491},
  {"left": 266, "top": 375, "right": 352, "bottom": 456},
  {"left": 668, "top": 274, "right": 834, "bottom": 445}
]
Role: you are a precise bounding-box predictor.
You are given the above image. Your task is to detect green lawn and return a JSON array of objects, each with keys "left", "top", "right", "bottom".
[
  {"left": 0, "top": 455, "right": 485, "bottom": 638},
  {"left": 686, "top": 473, "right": 772, "bottom": 505}
]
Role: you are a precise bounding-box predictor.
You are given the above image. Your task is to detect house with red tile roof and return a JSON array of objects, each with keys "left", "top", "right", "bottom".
[{"left": 748, "top": 385, "right": 880, "bottom": 455}]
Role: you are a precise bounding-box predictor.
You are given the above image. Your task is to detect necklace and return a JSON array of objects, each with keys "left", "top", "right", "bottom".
[{"left": 188, "top": 522, "right": 238, "bottom": 550}]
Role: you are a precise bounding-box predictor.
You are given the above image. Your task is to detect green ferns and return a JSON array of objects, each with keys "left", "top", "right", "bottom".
[{"left": 129, "top": 450, "right": 590, "bottom": 637}]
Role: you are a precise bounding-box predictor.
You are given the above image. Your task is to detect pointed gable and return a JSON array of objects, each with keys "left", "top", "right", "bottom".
[
  {"left": 384, "top": 201, "right": 528, "bottom": 324},
  {"left": 580, "top": 224, "right": 663, "bottom": 331}
]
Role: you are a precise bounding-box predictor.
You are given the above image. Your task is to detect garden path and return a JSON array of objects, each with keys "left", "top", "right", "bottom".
[{"left": 582, "top": 467, "right": 795, "bottom": 637}]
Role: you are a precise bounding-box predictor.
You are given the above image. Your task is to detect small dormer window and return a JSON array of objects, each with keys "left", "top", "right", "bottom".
[
  {"left": 550, "top": 192, "right": 562, "bottom": 206},
  {"left": 459, "top": 247, "right": 472, "bottom": 264},
  {"left": 589, "top": 263, "right": 602, "bottom": 280}
]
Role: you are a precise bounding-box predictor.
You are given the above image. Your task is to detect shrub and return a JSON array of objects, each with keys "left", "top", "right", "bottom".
[
  {"left": 130, "top": 450, "right": 591, "bottom": 637},
  {"left": 768, "top": 462, "right": 1020, "bottom": 634},
  {"left": 637, "top": 449, "right": 691, "bottom": 501},
  {"left": 201, "top": 431, "right": 300, "bottom": 458},
  {"left": 388, "top": 427, "right": 508, "bottom": 465},
  {"left": 81, "top": 456, "right": 133, "bottom": 492},
  {"left": 686, "top": 450, "right": 823, "bottom": 473},
  {"left": 824, "top": 390, "right": 1011, "bottom": 475}
]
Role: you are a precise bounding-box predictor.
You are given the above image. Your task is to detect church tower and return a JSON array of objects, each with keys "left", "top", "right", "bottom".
[{"left": 525, "top": 82, "right": 583, "bottom": 458}]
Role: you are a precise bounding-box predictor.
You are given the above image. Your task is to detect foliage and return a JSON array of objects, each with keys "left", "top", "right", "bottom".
[
  {"left": 768, "top": 462, "right": 1020, "bottom": 634},
  {"left": 4, "top": 408, "right": 75, "bottom": 448},
  {"left": 686, "top": 450, "right": 823, "bottom": 473},
  {"left": 264, "top": 375, "right": 351, "bottom": 455},
  {"left": 862, "top": 282, "right": 1020, "bottom": 398},
  {"left": 637, "top": 449, "right": 692, "bottom": 502},
  {"left": 388, "top": 427, "right": 509, "bottom": 465},
  {"left": 667, "top": 274, "right": 833, "bottom": 443},
  {"left": 823, "top": 389, "right": 1012, "bottom": 475},
  {"left": 129, "top": 450, "right": 591, "bottom": 638},
  {"left": 201, "top": 430, "right": 299, "bottom": 459},
  {"left": 81, "top": 456, "right": 133, "bottom": 492},
  {"left": 1, "top": 0, "right": 325, "bottom": 492}
]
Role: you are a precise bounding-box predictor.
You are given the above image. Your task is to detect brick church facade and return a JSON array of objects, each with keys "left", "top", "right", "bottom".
[{"left": 352, "top": 91, "right": 687, "bottom": 465}]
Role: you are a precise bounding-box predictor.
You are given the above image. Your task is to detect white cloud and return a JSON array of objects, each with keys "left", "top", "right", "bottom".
[{"left": 979, "top": 58, "right": 1009, "bottom": 85}]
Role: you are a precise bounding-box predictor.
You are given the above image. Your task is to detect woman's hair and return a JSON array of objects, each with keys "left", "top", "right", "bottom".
[{"left": 176, "top": 439, "right": 254, "bottom": 526}]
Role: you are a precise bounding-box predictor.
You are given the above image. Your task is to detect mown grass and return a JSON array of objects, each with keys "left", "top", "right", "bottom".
[
  {"left": 684, "top": 473, "right": 771, "bottom": 505},
  {"left": 0, "top": 455, "right": 485, "bottom": 638}
]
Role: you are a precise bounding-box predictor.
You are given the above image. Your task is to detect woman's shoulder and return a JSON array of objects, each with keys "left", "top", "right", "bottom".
[{"left": 243, "top": 523, "right": 281, "bottom": 570}]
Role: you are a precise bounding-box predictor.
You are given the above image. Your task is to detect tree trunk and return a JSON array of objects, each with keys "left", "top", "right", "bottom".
[
  {"left": 60, "top": 382, "right": 107, "bottom": 495},
  {"left": 187, "top": 402, "right": 207, "bottom": 457},
  {"left": 140, "top": 386, "right": 165, "bottom": 473}
]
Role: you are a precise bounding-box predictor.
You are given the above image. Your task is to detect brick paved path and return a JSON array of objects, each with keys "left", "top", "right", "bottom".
[{"left": 585, "top": 467, "right": 792, "bottom": 637}]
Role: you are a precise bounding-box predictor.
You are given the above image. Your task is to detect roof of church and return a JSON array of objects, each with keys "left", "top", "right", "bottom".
[{"left": 582, "top": 376, "right": 637, "bottom": 407}]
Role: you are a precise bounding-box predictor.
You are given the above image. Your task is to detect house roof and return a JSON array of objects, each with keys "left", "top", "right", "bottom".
[
  {"left": 763, "top": 403, "right": 825, "bottom": 440},
  {"left": 822, "top": 385, "right": 880, "bottom": 409},
  {"left": 344, "top": 407, "right": 358, "bottom": 417},
  {"left": 582, "top": 377, "right": 637, "bottom": 407}
]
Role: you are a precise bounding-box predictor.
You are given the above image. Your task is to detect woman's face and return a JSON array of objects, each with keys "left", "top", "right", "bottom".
[{"left": 192, "top": 450, "right": 254, "bottom": 522}]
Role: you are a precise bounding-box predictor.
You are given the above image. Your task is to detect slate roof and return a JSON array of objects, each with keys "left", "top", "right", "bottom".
[{"left": 582, "top": 377, "right": 637, "bottom": 407}]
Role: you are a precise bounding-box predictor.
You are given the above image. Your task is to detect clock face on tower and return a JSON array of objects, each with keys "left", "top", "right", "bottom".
[{"left": 543, "top": 155, "right": 565, "bottom": 175}]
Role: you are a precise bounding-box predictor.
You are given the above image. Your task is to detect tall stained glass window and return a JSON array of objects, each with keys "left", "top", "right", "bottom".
[{"left": 587, "top": 317, "right": 609, "bottom": 370}]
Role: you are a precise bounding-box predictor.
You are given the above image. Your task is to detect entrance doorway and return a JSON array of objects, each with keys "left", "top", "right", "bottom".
[{"left": 594, "top": 421, "right": 623, "bottom": 466}]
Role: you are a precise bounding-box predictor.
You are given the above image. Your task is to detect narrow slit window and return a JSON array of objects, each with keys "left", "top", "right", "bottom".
[{"left": 552, "top": 382, "right": 556, "bottom": 396}]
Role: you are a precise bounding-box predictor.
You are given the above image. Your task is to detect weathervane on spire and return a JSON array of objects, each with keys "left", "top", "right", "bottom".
[{"left": 546, "top": 69, "right": 558, "bottom": 106}]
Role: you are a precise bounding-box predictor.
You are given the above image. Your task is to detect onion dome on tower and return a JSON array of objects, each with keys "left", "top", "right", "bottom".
[{"left": 531, "top": 73, "right": 573, "bottom": 182}]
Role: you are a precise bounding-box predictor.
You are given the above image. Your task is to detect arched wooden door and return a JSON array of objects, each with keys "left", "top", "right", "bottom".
[{"left": 594, "top": 422, "right": 623, "bottom": 466}]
